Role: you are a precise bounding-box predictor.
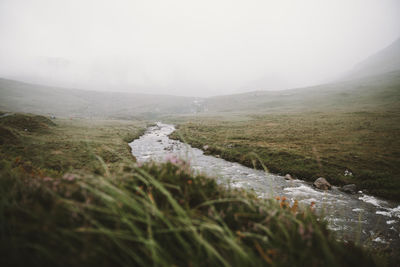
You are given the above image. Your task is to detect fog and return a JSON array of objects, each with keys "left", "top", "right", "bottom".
[{"left": 0, "top": 0, "right": 399, "bottom": 97}]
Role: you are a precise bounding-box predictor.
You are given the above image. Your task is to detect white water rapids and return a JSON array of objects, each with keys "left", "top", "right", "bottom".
[{"left": 129, "top": 122, "right": 400, "bottom": 248}]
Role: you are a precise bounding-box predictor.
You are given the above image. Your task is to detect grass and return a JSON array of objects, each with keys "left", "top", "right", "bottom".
[
  {"left": 202, "top": 71, "right": 400, "bottom": 115},
  {"left": 0, "top": 112, "right": 395, "bottom": 266},
  {"left": 0, "top": 112, "right": 146, "bottom": 176},
  {"left": 169, "top": 110, "right": 400, "bottom": 200},
  {"left": 0, "top": 158, "right": 385, "bottom": 266}
]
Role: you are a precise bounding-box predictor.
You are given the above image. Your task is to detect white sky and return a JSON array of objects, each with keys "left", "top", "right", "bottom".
[{"left": 0, "top": 0, "right": 399, "bottom": 96}]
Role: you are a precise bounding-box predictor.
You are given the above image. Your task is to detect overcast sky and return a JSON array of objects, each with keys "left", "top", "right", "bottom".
[{"left": 0, "top": 0, "right": 399, "bottom": 96}]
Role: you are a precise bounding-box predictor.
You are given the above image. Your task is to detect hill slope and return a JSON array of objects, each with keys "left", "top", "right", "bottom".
[
  {"left": 0, "top": 78, "right": 200, "bottom": 119},
  {"left": 203, "top": 70, "right": 400, "bottom": 114},
  {"left": 202, "top": 38, "right": 400, "bottom": 115},
  {"left": 346, "top": 38, "right": 400, "bottom": 80}
]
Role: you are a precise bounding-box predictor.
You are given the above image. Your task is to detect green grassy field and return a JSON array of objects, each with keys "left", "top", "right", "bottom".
[
  {"left": 0, "top": 112, "right": 147, "bottom": 175},
  {"left": 0, "top": 112, "right": 391, "bottom": 266},
  {"left": 169, "top": 110, "right": 400, "bottom": 200}
]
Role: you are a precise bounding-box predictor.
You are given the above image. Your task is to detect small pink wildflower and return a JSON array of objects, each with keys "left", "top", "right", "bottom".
[
  {"left": 166, "top": 154, "right": 180, "bottom": 164},
  {"left": 135, "top": 162, "right": 143, "bottom": 167},
  {"left": 43, "top": 177, "right": 53, "bottom": 182},
  {"left": 63, "top": 173, "right": 75, "bottom": 181}
]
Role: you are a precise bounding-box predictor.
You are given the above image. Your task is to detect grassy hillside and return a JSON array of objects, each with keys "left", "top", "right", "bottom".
[
  {"left": 2, "top": 69, "right": 399, "bottom": 120},
  {"left": 0, "top": 112, "right": 146, "bottom": 175},
  {"left": 203, "top": 71, "right": 400, "bottom": 114},
  {"left": 345, "top": 38, "right": 400, "bottom": 80},
  {"left": 0, "top": 78, "right": 200, "bottom": 119},
  {"left": 201, "top": 38, "right": 400, "bottom": 115}
]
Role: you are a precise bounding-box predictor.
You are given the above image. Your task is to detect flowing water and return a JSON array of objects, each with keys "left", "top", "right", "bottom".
[{"left": 129, "top": 122, "right": 400, "bottom": 248}]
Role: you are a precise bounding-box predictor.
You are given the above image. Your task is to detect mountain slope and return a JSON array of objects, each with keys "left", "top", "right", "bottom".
[
  {"left": 202, "top": 38, "right": 400, "bottom": 115},
  {"left": 346, "top": 38, "right": 400, "bottom": 80},
  {"left": 203, "top": 70, "right": 400, "bottom": 114},
  {"left": 0, "top": 78, "right": 200, "bottom": 119}
]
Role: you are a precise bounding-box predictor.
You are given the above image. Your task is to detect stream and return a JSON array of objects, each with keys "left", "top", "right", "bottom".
[{"left": 129, "top": 122, "right": 400, "bottom": 249}]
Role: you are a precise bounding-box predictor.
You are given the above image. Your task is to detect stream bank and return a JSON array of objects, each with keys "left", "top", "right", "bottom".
[{"left": 129, "top": 123, "right": 400, "bottom": 249}]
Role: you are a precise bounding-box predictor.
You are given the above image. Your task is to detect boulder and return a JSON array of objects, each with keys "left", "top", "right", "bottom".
[
  {"left": 285, "top": 174, "right": 293, "bottom": 180},
  {"left": 203, "top": 145, "right": 209, "bottom": 150},
  {"left": 313, "top": 177, "right": 331, "bottom": 190},
  {"left": 341, "top": 184, "right": 357, "bottom": 194}
]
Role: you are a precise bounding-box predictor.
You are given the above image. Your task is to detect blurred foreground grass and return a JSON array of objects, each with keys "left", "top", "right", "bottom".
[{"left": 0, "top": 157, "right": 385, "bottom": 266}]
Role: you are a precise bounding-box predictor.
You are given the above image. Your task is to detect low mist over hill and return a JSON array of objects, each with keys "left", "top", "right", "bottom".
[
  {"left": 0, "top": 78, "right": 201, "bottom": 119},
  {"left": 345, "top": 38, "right": 400, "bottom": 80},
  {"left": 1, "top": 71, "right": 399, "bottom": 119},
  {"left": 203, "top": 39, "right": 400, "bottom": 114},
  {"left": 1, "top": 36, "right": 400, "bottom": 118}
]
